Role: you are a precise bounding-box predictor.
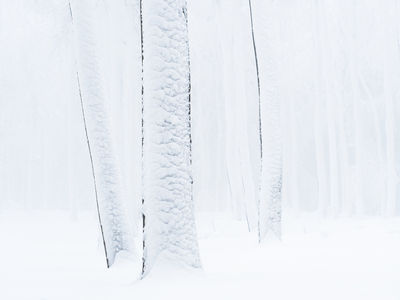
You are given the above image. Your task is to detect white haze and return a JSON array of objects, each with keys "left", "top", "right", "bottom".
[
  {"left": 1, "top": 0, "right": 399, "bottom": 220},
  {"left": 0, "top": 0, "right": 400, "bottom": 298}
]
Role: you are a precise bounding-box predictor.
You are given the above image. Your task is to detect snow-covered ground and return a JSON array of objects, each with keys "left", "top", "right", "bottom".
[{"left": 1, "top": 210, "right": 399, "bottom": 300}]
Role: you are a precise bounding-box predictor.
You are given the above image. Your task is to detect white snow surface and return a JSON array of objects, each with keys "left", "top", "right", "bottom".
[{"left": 1, "top": 211, "right": 399, "bottom": 300}]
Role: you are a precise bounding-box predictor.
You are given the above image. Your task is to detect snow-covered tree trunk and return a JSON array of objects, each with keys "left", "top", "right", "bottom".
[
  {"left": 348, "top": 0, "right": 364, "bottom": 215},
  {"left": 69, "top": 0, "right": 132, "bottom": 268},
  {"left": 248, "top": 0, "right": 263, "bottom": 221},
  {"left": 250, "top": 0, "right": 283, "bottom": 241},
  {"left": 383, "top": 0, "right": 398, "bottom": 216},
  {"left": 140, "top": 0, "right": 201, "bottom": 275}
]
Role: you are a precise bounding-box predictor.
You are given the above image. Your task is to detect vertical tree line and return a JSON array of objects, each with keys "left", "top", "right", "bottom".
[
  {"left": 64, "top": 0, "right": 399, "bottom": 275},
  {"left": 248, "top": 0, "right": 283, "bottom": 241},
  {"left": 140, "top": 0, "right": 201, "bottom": 276},
  {"left": 68, "top": 0, "right": 132, "bottom": 268}
]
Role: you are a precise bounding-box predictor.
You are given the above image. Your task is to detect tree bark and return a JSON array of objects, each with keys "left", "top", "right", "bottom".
[{"left": 140, "top": 0, "right": 201, "bottom": 276}]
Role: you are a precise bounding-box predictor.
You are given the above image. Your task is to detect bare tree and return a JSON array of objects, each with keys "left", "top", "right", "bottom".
[
  {"left": 69, "top": 0, "right": 132, "bottom": 268},
  {"left": 140, "top": 0, "right": 201, "bottom": 276},
  {"left": 248, "top": 0, "right": 283, "bottom": 241}
]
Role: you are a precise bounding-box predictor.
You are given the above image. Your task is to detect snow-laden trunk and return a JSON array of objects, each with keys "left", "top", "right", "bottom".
[
  {"left": 251, "top": 0, "right": 283, "bottom": 241},
  {"left": 69, "top": 0, "right": 132, "bottom": 268},
  {"left": 140, "top": 0, "right": 201, "bottom": 275},
  {"left": 348, "top": 0, "right": 364, "bottom": 215},
  {"left": 248, "top": 0, "right": 263, "bottom": 226},
  {"left": 383, "top": 0, "right": 398, "bottom": 216}
]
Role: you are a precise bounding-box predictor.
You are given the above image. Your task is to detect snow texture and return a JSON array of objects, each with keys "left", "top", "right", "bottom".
[
  {"left": 1, "top": 0, "right": 400, "bottom": 282},
  {"left": 252, "top": 0, "right": 283, "bottom": 240},
  {"left": 70, "top": 0, "right": 132, "bottom": 267},
  {"left": 1, "top": 212, "right": 400, "bottom": 300},
  {"left": 141, "top": 0, "right": 201, "bottom": 274}
]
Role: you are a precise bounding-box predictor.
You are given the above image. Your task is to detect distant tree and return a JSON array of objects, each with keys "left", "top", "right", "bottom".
[
  {"left": 69, "top": 0, "right": 132, "bottom": 268},
  {"left": 248, "top": 0, "right": 283, "bottom": 241}
]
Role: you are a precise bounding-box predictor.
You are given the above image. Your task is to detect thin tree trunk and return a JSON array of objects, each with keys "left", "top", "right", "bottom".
[
  {"left": 139, "top": 0, "right": 146, "bottom": 276},
  {"left": 349, "top": 0, "right": 364, "bottom": 215},
  {"left": 383, "top": 0, "right": 398, "bottom": 216},
  {"left": 248, "top": 0, "right": 264, "bottom": 240},
  {"left": 249, "top": 0, "right": 283, "bottom": 241},
  {"left": 69, "top": 0, "right": 131, "bottom": 268},
  {"left": 248, "top": 0, "right": 263, "bottom": 163}
]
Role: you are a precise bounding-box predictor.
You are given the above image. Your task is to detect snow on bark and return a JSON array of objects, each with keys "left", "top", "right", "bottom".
[
  {"left": 251, "top": 0, "right": 283, "bottom": 241},
  {"left": 69, "top": 0, "right": 132, "bottom": 268},
  {"left": 141, "top": 0, "right": 201, "bottom": 275},
  {"left": 382, "top": 0, "right": 399, "bottom": 216}
]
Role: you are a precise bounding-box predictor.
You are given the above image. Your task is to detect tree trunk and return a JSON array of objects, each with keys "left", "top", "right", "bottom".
[
  {"left": 140, "top": 0, "right": 201, "bottom": 276},
  {"left": 249, "top": 0, "right": 283, "bottom": 241},
  {"left": 69, "top": 0, "right": 132, "bottom": 268}
]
